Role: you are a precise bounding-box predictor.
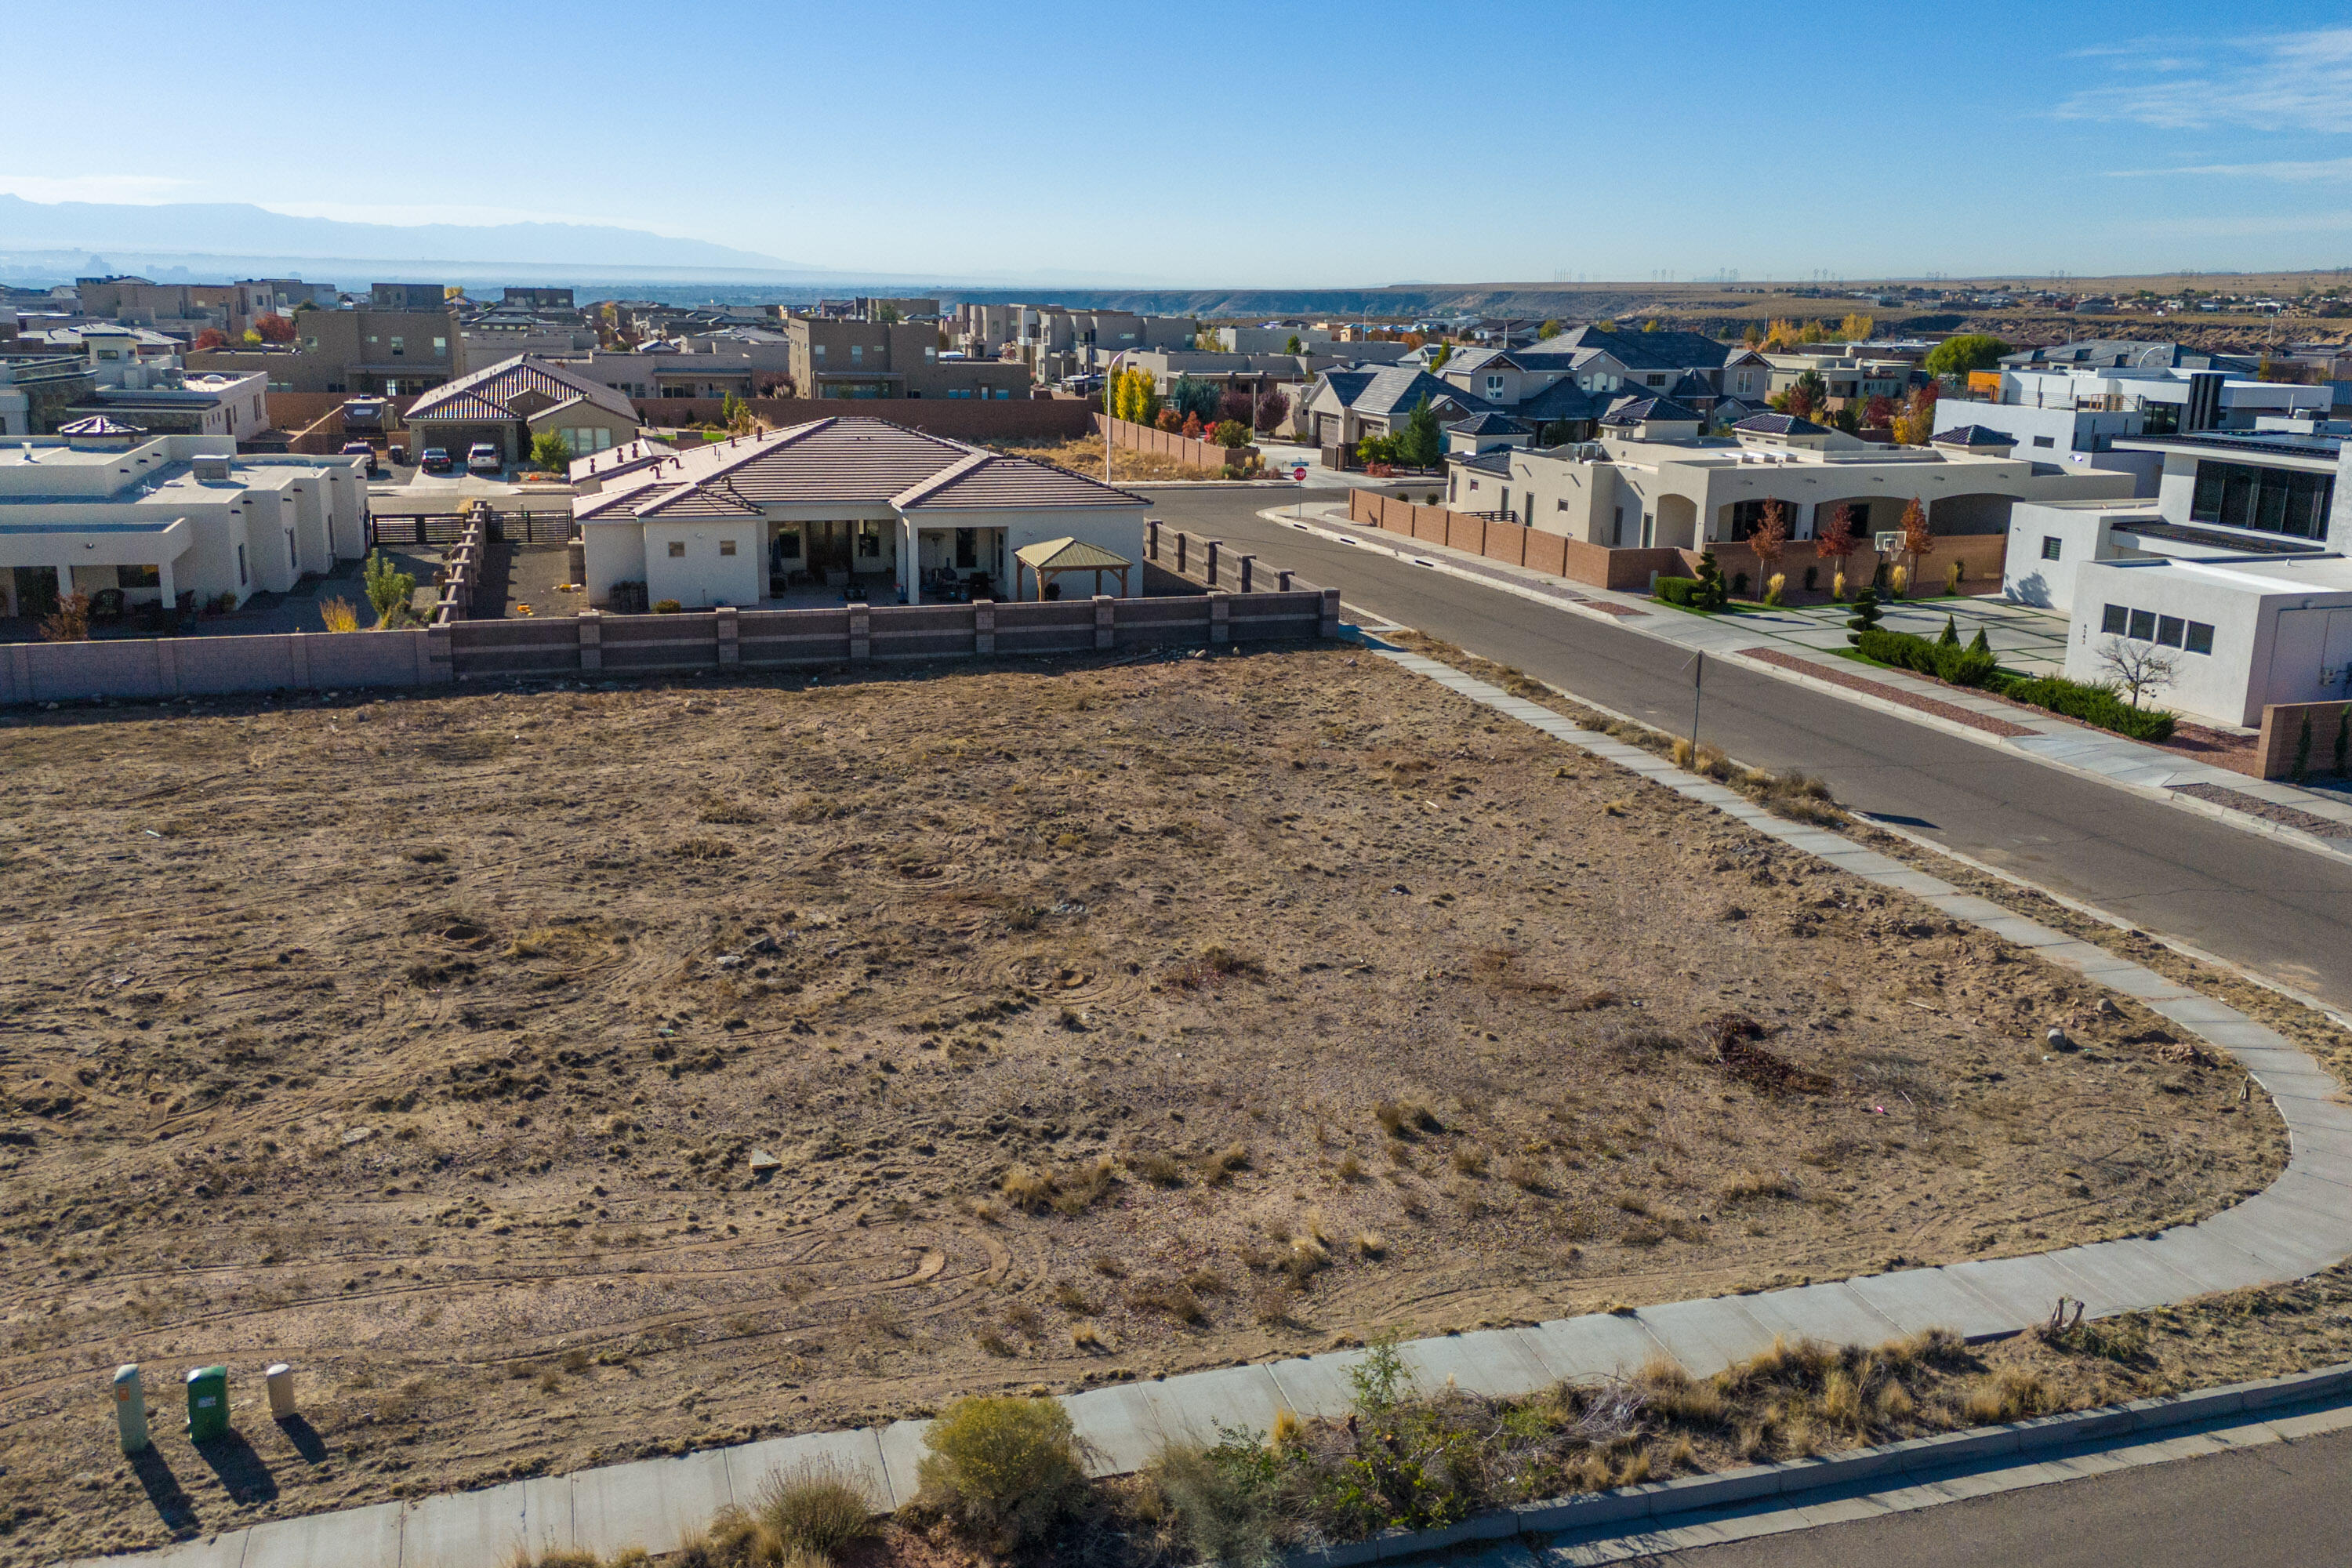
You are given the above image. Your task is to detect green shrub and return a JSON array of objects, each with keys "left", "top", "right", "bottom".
[
  {"left": 1693, "top": 549, "right": 1729, "bottom": 610},
  {"left": 1855, "top": 627, "right": 1998, "bottom": 688},
  {"left": 753, "top": 1461, "right": 876, "bottom": 1559},
  {"left": 1994, "top": 673, "right": 2176, "bottom": 741},
  {"left": 1845, "top": 586, "right": 1883, "bottom": 644},
  {"left": 916, "top": 1396, "right": 1087, "bottom": 1551},
  {"left": 652, "top": 598, "right": 683, "bottom": 615},
  {"left": 1141, "top": 1435, "right": 1279, "bottom": 1568},
  {"left": 1654, "top": 575, "right": 1700, "bottom": 607}
]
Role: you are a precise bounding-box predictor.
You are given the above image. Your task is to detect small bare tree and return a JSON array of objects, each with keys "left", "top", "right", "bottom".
[{"left": 2096, "top": 636, "right": 2180, "bottom": 708}]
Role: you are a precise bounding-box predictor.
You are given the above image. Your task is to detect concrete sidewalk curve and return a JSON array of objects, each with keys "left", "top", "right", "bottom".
[{"left": 78, "top": 653, "right": 2352, "bottom": 1568}]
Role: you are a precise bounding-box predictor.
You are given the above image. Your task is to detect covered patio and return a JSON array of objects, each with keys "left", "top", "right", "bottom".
[{"left": 1012, "top": 536, "right": 1133, "bottom": 601}]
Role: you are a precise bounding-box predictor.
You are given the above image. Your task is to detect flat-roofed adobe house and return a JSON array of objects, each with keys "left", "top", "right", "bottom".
[
  {"left": 401, "top": 354, "right": 639, "bottom": 464},
  {"left": 572, "top": 417, "right": 1145, "bottom": 611}
]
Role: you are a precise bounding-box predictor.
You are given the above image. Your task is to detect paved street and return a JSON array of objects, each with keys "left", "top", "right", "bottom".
[
  {"left": 1618, "top": 1421, "right": 2352, "bottom": 1567},
  {"left": 1135, "top": 486, "right": 2352, "bottom": 1011}
]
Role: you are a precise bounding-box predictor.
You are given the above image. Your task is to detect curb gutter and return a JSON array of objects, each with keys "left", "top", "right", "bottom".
[{"left": 1286, "top": 1361, "right": 2352, "bottom": 1566}]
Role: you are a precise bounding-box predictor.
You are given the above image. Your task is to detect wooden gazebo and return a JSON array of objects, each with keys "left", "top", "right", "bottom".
[{"left": 1012, "top": 536, "right": 1132, "bottom": 601}]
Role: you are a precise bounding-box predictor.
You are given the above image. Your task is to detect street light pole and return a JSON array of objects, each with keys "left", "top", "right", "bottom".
[{"left": 1103, "top": 347, "right": 1131, "bottom": 487}]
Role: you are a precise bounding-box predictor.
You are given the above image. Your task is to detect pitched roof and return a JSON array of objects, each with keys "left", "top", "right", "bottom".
[
  {"left": 1013, "top": 535, "right": 1134, "bottom": 571},
  {"left": 1931, "top": 423, "right": 2017, "bottom": 447},
  {"left": 1734, "top": 412, "right": 1831, "bottom": 437},
  {"left": 1600, "top": 395, "right": 1701, "bottom": 426},
  {"left": 895, "top": 450, "right": 1144, "bottom": 512},
  {"left": 1520, "top": 324, "right": 1733, "bottom": 372},
  {"left": 405, "top": 354, "right": 636, "bottom": 424},
  {"left": 575, "top": 418, "right": 1139, "bottom": 523},
  {"left": 568, "top": 434, "right": 676, "bottom": 483},
  {"left": 1451, "top": 449, "right": 1513, "bottom": 476},
  {"left": 1348, "top": 367, "right": 1487, "bottom": 419},
  {"left": 56, "top": 415, "right": 145, "bottom": 436},
  {"left": 1446, "top": 411, "right": 1531, "bottom": 434}
]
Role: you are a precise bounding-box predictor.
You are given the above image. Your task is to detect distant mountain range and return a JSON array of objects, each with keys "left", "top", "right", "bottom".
[{"left": 0, "top": 194, "right": 821, "bottom": 273}]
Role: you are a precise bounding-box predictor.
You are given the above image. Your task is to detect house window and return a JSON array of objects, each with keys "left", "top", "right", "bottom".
[
  {"left": 1486, "top": 376, "right": 1504, "bottom": 397},
  {"left": 390, "top": 336, "right": 404, "bottom": 356},
  {"left": 775, "top": 530, "right": 801, "bottom": 559},
  {"left": 2155, "top": 615, "right": 2184, "bottom": 647},
  {"left": 2032, "top": 434, "right": 2055, "bottom": 448},
  {"left": 719, "top": 539, "right": 737, "bottom": 556},
  {"left": 2101, "top": 604, "right": 2127, "bottom": 633},
  {"left": 851, "top": 345, "right": 864, "bottom": 365},
  {"left": 2127, "top": 608, "right": 2156, "bottom": 641},
  {"left": 2185, "top": 620, "right": 2214, "bottom": 654},
  {"left": 814, "top": 344, "right": 826, "bottom": 360},
  {"left": 857, "top": 527, "right": 881, "bottom": 558},
  {"left": 1646, "top": 374, "right": 1667, "bottom": 387},
  {"left": 2190, "top": 459, "right": 2334, "bottom": 539},
  {"left": 2041, "top": 535, "right": 2062, "bottom": 561},
  {"left": 668, "top": 541, "right": 686, "bottom": 557},
  {"left": 434, "top": 336, "right": 448, "bottom": 357},
  {"left": 120, "top": 564, "right": 160, "bottom": 588}
]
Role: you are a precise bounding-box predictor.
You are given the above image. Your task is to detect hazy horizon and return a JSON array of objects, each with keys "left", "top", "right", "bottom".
[{"left": 7, "top": 0, "right": 2352, "bottom": 286}]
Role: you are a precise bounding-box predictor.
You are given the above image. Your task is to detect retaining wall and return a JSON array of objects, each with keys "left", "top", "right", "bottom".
[{"left": 0, "top": 629, "right": 440, "bottom": 705}]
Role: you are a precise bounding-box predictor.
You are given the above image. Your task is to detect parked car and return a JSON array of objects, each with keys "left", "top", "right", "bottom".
[
  {"left": 466, "top": 443, "right": 502, "bottom": 475},
  {"left": 339, "top": 441, "right": 379, "bottom": 477},
  {"left": 419, "top": 447, "right": 452, "bottom": 474}
]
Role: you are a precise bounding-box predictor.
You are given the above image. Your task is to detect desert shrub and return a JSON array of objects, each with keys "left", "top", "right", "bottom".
[
  {"left": 1960, "top": 1370, "right": 2049, "bottom": 1425},
  {"left": 917, "top": 1397, "right": 1087, "bottom": 1550},
  {"left": 1129, "top": 1278, "right": 1207, "bottom": 1323},
  {"left": 1719, "top": 1168, "right": 1798, "bottom": 1202},
  {"left": 753, "top": 1461, "right": 876, "bottom": 1559},
  {"left": 1653, "top": 575, "right": 1700, "bottom": 607},
  {"left": 653, "top": 598, "right": 684, "bottom": 614},
  {"left": 1140, "top": 1433, "right": 1279, "bottom": 1568},
  {"left": 1994, "top": 673, "right": 2176, "bottom": 741},
  {"left": 1133, "top": 1149, "right": 1188, "bottom": 1187}
]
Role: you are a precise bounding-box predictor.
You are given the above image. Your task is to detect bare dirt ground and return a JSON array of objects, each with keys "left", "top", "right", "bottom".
[
  {"left": 985, "top": 437, "right": 1236, "bottom": 485},
  {"left": 0, "top": 648, "right": 2288, "bottom": 1563}
]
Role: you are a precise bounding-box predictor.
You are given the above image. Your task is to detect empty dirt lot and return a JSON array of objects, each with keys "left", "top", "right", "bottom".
[{"left": 0, "top": 647, "right": 2290, "bottom": 1562}]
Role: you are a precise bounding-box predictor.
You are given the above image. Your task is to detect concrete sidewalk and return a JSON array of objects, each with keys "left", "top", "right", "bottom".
[
  {"left": 83, "top": 651, "right": 2352, "bottom": 1568},
  {"left": 1275, "top": 501, "right": 2352, "bottom": 856}
]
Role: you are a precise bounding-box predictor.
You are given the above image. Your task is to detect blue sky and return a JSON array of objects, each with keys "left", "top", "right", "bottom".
[{"left": 9, "top": 0, "right": 2352, "bottom": 285}]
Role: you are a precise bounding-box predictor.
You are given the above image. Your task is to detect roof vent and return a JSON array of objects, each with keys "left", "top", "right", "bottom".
[{"left": 193, "top": 455, "right": 232, "bottom": 481}]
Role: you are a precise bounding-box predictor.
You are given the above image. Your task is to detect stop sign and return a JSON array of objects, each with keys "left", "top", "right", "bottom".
[{"left": 1292, "top": 465, "right": 1307, "bottom": 481}]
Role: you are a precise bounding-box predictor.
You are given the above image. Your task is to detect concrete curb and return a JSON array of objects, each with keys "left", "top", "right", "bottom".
[
  {"left": 1268, "top": 504, "right": 2352, "bottom": 866},
  {"left": 1283, "top": 1362, "right": 2352, "bottom": 1567}
]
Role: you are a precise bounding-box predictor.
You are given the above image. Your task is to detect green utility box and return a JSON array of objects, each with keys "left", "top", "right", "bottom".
[{"left": 185, "top": 1365, "right": 228, "bottom": 1441}]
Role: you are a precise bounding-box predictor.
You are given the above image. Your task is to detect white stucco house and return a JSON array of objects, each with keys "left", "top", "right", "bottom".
[
  {"left": 0, "top": 433, "right": 369, "bottom": 621},
  {"left": 1999, "top": 426, "right": 2352, "bottom": 724},
  {"left": 572, "top": 416, "right": 1146, "bottom": 610}
]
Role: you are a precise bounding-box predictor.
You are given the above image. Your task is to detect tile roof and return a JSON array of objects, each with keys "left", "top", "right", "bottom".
[
  {"left": 1347, "top": 367, "right": 1488, "bottom": 419},
  {"left": 1931, "top": 423, "right": 2017, "bottom": 447},
  {"left": 1734, "top": 412, "right": 1831, "bottom": 436},
  {"left": 405, "top": 354, "right": 636, "bottom": 424},
  {"left": 895, "top": 451, "right": 1145, "bottom": 513},
  {"left": 1600, "top": 395, "right": 1701, "bottom": 425},
  {"left": 568, "top": 435, "right": 676, "bottom": 484},
  {"left": 574, "top": 418, "right": 1139, "bottom": 523},
  {"left": 1521, "top": 325, "right": 1733, "bottom": 372},
  {"left": 1447, "top": 411, "right": 1531, "bottom": 434},
  {"left": 1452, "top": 449, "right": 1513, "bottom": 476}
]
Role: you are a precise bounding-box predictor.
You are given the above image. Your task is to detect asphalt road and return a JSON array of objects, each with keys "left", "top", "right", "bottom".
[
  {"left": 1136, "top": 486, "right": 2352, "bottom": 1011},
  {"left": 1623, "top": 1421, "right": 2352, "bottom": 1566}
]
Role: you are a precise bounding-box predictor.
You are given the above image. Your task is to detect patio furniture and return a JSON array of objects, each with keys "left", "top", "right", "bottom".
[{"left": 89, "top": 588, "right": 126, "bottom": 622}]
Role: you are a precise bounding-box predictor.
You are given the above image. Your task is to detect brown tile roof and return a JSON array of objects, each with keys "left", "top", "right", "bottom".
[
  {"left": 574, "top": 418, "right": 1140, "bottom": 523},
  {"left": 895, "top": 452, "right": 1145, "bottom": 512},
  {"left": 405, "top": 354, "right": 636, "bottom": 424}
]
